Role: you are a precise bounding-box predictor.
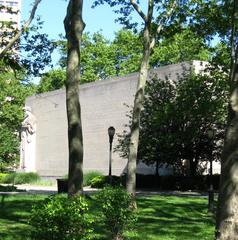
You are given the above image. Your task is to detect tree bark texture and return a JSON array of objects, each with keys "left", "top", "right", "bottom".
[
  {"left": 126, "top": 0, "right": 176, "bottom": 197},
  {"left": 216, "top": 64, "right": 238, "bottom": 240},
  {"left": 126, "top": 24, "right": 151, "bottom": 196},
  {"left": 216, "top": 1, "right": 238, "bottom": 236},
  {"left": 64, "top": 0, "right": 85, "bottom": 196}
]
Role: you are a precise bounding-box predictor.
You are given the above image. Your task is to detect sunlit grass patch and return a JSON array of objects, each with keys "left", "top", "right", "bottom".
[{"left": 0, "top": 194, "right": 215, "bottom": 240}]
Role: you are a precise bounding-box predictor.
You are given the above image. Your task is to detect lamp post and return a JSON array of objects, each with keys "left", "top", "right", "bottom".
[
  {"left": 108, "top": 126, "right": 115, "bottom": 184},
  {"left": 207, "top": 128, "right": 215, "bottom": 213}
]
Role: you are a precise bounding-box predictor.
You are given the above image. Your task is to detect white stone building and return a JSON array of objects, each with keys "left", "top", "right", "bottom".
[
  {"left": 0, "top": 0, "right": 21, "bottom": 28},
  {"left": 20, "top": 61, "right": 220, "bottom": 178}
]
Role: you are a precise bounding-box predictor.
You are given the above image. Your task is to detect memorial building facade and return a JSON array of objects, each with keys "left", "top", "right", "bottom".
[{"left": 20, "top": 61, "right": 213, "bottom": 178}]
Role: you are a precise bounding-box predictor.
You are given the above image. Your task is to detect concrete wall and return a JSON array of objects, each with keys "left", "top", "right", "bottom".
[{"left": 25, "top": 61, "right": 205, "bottom": 177}]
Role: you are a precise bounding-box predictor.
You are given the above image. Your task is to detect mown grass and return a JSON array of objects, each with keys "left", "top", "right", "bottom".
[
  {"left": 0, "top": 194, "right": 215, "bottom": 240},
  {"left": 134, "top": 195, "right": 214, "bottom": 240},
  {"left": 0, "top": 195, "right": 46, "bottom": 240}
]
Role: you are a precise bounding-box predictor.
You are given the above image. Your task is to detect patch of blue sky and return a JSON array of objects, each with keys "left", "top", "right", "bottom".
[
  {"left": 20, "top": 0, "right": 128, "bottom": 71},
  {"left": 21, "top": 0, "right": 124, "bottom": 41}
]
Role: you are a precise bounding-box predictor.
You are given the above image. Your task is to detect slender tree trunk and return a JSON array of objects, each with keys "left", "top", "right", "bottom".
[
  {"left": 215, "top": 63, "right": 238, "bottom": 240},
  {"left": 215, "top": 1, "right": 238, "bottom": 237},
  {"left": 126, "top": 0, "right": 176, "bottom": 198},
  {"left": 64, "top": 0, "right": 85, "bottom": 196},
  {"left": 126, "top": 25, "right": 151, "bottom": 197}
]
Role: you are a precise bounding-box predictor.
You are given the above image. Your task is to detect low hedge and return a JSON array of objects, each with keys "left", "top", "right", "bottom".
[
  {"left": 62, "top": 171, "right": 103, "bottom": 187},
  {"left": 95, "top": 186, "right": 137, "bottom": 239},
  {"left": 29, "top": 195, "right": 94, "bottom": 240},
  {"left": 83, "top": 171, "right": 103, "bottom": 186},
  {"left": 60, "top": 173, "right": 220, "bottom": 191},
  {"left": 136, "top": 174, "right": 220, "bottom": 191},
  {"left": 0, "top": 173, "right": 8, "bottom": 183},
  {"left": 90, "top": 175, "right": 126, "bottom": 188},
  {"left": 0, "top": 172, "right": 40, "bottom": 185}
]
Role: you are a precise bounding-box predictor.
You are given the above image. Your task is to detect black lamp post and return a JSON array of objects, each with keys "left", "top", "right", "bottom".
[
  {"left": 207, "top": 128, "right": 215, "bottom": 213},
  {"left": 108, "top": 126, "right": 115, "bottom": 184}
]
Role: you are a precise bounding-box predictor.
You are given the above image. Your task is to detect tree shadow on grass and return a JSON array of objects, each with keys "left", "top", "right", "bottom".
[
  {"left": 133, "top": 196, "right": 215, "bottom": 240},
  {"left": 0, "top": 195, "right": 47, "bottom": 240},
  {"left": 87, "top": 198, "right": 109, "bottom": 240},
  {"left": 0, "top": 194, "right": 215, "bottom": 240},
  {"left": 0, "top": 224, "right": 31, "bottom": 240}
]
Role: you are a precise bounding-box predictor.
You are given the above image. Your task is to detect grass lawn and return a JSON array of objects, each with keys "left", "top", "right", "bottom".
[
  {"left": 0, "top": 193, "right": 215, "bottom": 240},
  {"left": 135, "top": 195, "right": 214, "bottom": 240}
]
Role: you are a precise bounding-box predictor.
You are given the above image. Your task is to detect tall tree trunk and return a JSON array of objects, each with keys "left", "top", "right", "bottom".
[
  {"left": 215, "top": 1, "right": 238, "bottom": 238},
  {"left": 215, "top": 63, "right": 238, "bottom": 240},
  {"left": 64, "top": 0, "right": 85, "bottom": 196},
  {"left": 126, "top": 24, "right": 151, "bottom": 197},
  {"left": 126, "top": 0, "right": 176, "bottom": 198}
]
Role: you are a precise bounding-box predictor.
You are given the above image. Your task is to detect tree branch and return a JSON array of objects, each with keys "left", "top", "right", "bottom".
[
  {"left": 156, "top": 0, "right": 177, "bottom": 35},
  {"left": 149, "top": 0, "right": 177, "bottom": 49},
  {"left": 0, "top": 0, "right": 42, "bottom": 58},
  {"left": 147, "top": 0, "right": 154, "bottom": 24},
  {"left": 64, "top": 0, "right": 72, "bottom": 39},
  {"left": 130, "top": 0, "right": 147, "bottom": 22}
]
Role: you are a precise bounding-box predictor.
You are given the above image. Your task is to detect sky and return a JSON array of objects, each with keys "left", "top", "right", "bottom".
[
  {"left": 20, "top": 0, "right": 133, "bottom": 71},
  {"left": 21, "top": 0, "right": 123, "bottom": 41}
]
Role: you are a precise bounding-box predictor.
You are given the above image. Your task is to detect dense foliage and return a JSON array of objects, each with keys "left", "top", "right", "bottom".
[
  {"left": 90, "top": 175, "right": 124, "bottom": 188},
  {"left": 96, "top": 186, "right": 137, "bottom": 239},
  {"left": 150, "top": 28, "right": 211, "bottom": 67},
  {"left": 37, "top": 69, "right": 66, "bottom": 94},
  {"left": 0, "top": 62, "right": 35, "bottom": 170},
  {"left": 116, "top": 69, "right": 229, "bottom": 176},
  {"left": 55, "top": 28, "right": 212, "bottom": 83},
  {"left": 0, "top": 3, "right": 54, "bottom": 170},
  {"left": 0, "top": 4, "right": 55, "bottom": 76},
  {"left": 29, "top": 195, "right": 94, "bottom": 240},
  {"left": 37, "top": 26, "right": 214, "bottom": 94},
  {"left": 82, "top": 170, "right": 103, "bottom": 186},
  {"left": 56, "top": 30, "right": 142, "bottom": 83},
  {"left": 0, "top": 194, "right": 215, "bottom": 240},
  {"left": 0, "top": 172, "right": 39, "bottom": 184}
]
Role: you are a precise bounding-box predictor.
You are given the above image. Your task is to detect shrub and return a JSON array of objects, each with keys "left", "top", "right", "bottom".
[
  {"left": 0, "top": 173, "right": 8, "bottom": 183},
  {"left": 83, "top": 171, "right": 102, "bottom": 186},
  {"left": 90, "top": 175, "right": 123, "bottom": 188},
  {"left": 29, "top": 194, "right": 94, "bottom": 240},
  {"left": 135, "top": 174, "right": 220, "bottom": 191},
  {"left": 90, "top": 175, "right": 107, "bottom": 188},
  {"left": 2, "top": 172, "right": 16, "bottom": 184},
  {"left": 32, "top": 179, "right": 55, "bottom": 186},
  {"left": 15, "top": 172, "right": 40, "bottom": 184},
  {"left": 96, "top": 186, "right": 137, "bottom": 240},
  {"left": 2, "top": 172, "right": 40, "bottom": 184}
]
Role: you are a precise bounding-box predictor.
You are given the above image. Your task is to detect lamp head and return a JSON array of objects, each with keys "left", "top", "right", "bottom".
[{"left": 108, "top": 126, "right": 115, "bottom": 143}]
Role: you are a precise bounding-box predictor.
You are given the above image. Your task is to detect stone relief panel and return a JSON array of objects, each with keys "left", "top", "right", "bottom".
[{"left": 20, "top": 106, "right": 37, "bottom": 172}]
